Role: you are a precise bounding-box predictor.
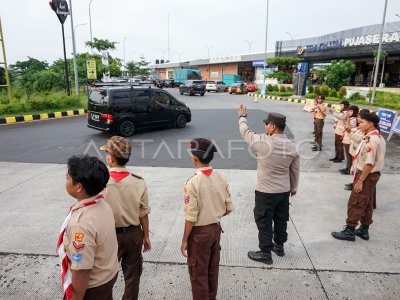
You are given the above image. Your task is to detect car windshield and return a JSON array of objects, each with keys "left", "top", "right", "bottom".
[
  {"left": 193, "top": 81, "right": 205, "bottom": 84},
  {"left": 89, "top": 89, "right": 108, "bottom": 104},
  {"left": 207, "top": 81, "right": 216, "bottom": 84}
]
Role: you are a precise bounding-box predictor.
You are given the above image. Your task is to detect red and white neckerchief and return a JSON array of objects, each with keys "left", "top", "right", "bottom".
[
  {"left": 56, "top": 194, "right": 103, "bottom": 300},
  {"left": 341, "top": 117, "right": 356, "bottom": 140},
  {"left": 195, "top": 167, "right": 213, "bottom": 176},
  {"left": 352, "top": 130, "right": 381, "bottom": 184}
]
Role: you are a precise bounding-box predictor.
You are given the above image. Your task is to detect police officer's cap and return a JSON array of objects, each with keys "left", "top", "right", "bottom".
[
  {"left": 190, "top": 138, "right": 217, "bottom": 153},
  {"left": 263, "top": 112, "right": 286, "bottom": 128}
]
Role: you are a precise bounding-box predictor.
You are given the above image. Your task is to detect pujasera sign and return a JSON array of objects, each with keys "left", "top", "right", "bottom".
[{"left": 298, "top": 31, "right": 400, "bottom": 54}]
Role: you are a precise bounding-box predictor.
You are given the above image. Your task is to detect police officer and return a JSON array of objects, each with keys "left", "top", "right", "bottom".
[
  {"left": 237, "top": 105, "right": 300, "bottom": 264},
  {"left": 332, "top": 112, "right": 386, "bottom": 241}
]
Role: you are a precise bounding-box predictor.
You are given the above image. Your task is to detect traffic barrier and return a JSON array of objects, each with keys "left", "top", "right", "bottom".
[
  {"left": 0, "top": 109, "right": 87, "bottom": 125},
  {"left": 303, "top": 99, "right": 315, "bottom": 112}
]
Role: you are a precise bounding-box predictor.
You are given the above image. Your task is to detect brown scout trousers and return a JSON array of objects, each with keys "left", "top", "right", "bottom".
[
  {"left": 187, "top": 223, "right": 221, "bottom": 300},
  {"left": 343, "top": 144, "right": 352, "bottom": 170},
  {"left": 346, "top": 171, "right": 381, "bottom": 228},
  {"left": 314, "top": 119, "right": 324, "bottom": 148},
  {"left": 335, "top": 134, "right": 345, "bottom": 160},
  {"left": 82, "top": 273, "right": 118, "bottom": 300},
  {"left": 117, "top": 225, "right": 143, "bottom": 300}
]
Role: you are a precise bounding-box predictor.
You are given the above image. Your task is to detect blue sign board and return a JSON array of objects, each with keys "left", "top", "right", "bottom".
[
  {"left": 253, "top": 60, "right": 266, "bottom": 67},
  {"left": 377, "top": 109, "right": 396, "bottom": 133}
]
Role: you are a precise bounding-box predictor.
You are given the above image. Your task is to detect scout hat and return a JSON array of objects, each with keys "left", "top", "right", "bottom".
[
  {"left": 189, "top": 138, "right": 217, "bottom": 153},
  {"left": 263, "top": 112, "right": 286, "bottom": 128},
  {"left": 100, "top": 136, "right": 132, "bottom": 159}
]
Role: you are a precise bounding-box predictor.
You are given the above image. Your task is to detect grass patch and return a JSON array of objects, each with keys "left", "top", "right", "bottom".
[
  {"left": 0, "top": 91, "right": 87, "bottom": 118},
  {"left": 264, "top": 91, "right": 294, "bottom": 97}
]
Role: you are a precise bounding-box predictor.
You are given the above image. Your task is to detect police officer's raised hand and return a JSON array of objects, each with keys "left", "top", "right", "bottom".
[
  {"left": 181, "top": 240, "right": 188, "bottom": 257},
  {"left": 237, "top": 104, "right": 248, "bottom": 117}
]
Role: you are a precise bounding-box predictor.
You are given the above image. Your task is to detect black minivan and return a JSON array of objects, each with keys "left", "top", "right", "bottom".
[{"left": 87, "top": 86, "right": 191, "bottom": 137}]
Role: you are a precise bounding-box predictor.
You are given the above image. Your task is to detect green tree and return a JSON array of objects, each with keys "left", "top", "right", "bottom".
[
  {"left": 32, "top": 70, "right": 65, "bottom": 92},
  {"left": 125, "top": 56, "right": 150, "bottom": 76},
  {"left": 266, "top": 57, "right": 304, "bottom": 68},
  {"left": 0, "top": 67, "right": 5, "bottom": 85},
  {"left": 325, "top": 60, "right": 355, "bottom": 90},
  {"left": 85, "top": 38, "right": 117, "bottom": 53},
  {"left": 9, "top": 57, "right": 49, "bottom": 86}
]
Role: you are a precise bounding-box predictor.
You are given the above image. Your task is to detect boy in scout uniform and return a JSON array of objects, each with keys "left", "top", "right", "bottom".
[
  {"left": 181, "top": 138, "right": 234, "bottom": 300},
  {"left": 332, "top": 113, "right": 386, "bottom": 241},
  {"left": 311, "top": 94, "right": 327, "bottom": 151},
  {"left": 58, "top": 155, "right": 119, "bottom": 300},
  {"left": 329, "top": 100, "right": 350, "bottom": 163},
  {"left": 100, "top": 136, "right": 151, "bottom": 300}
]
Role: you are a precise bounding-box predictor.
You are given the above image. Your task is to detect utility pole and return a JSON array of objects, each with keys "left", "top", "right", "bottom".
[
  {"left": 69, "top": 0, "right": 79, "bottom": 96},
  {"left": 263, "top": 0, "right": 270, "bottom": 83},
  {"left": 167, "top": 13, "right": 171, "bottom": 62},
  {"left": 0, "top": 18, "right": 12, "bottom": 103},
  {"left": 371, "top": 0, "right": 388, "bottom": 104},
  {"left": 243, "top": 39, "right": 256, "bottom": 53},
  {"left": 89, "top": 0, "right": 94, "bottom": 53}
]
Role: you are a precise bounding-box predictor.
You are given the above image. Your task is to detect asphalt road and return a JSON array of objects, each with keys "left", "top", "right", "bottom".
[{"left": 1, "top": 88, "right": 399, "bottom": 172}]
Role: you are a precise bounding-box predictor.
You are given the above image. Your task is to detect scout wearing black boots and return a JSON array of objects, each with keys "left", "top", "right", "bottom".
[{"left": 332, "top": 112, "right": 386, "bottom": 241}]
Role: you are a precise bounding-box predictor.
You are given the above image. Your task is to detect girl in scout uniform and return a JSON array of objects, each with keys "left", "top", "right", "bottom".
[{"left": 340, "top": 105, "right": 359, "bottom": 175}]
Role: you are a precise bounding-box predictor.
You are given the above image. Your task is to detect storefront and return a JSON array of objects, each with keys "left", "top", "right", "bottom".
[{"left": 275, "top": 21, "right": 400, "bottom": 87}]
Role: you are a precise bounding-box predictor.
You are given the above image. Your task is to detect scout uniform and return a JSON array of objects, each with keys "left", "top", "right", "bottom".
[
  {"left": 184, "top": 139, "right": 234, "bottom": 300},
  {"left": 348, "top": 129, "right": 385, "bottom": 225},
  {"left": 101, "top": 137, "right": 150, "bottom": 300},
  {"left": 332, "top": 123, "right": 386, "bottom": 241},
  {"left": 331, "top": 100, "right": 349, "bottom": 162},
  {"left": 341, "top": 115, "right": 358, "bottom": 173},
  {"left": 313, "top": 102, "right": 327, "bottom": 150},
  {"left": 239, "top": 112, "right": 300, "bottom": 264},
  {"left": 58, "top": 194, "right": 119, "bottom": 300}
]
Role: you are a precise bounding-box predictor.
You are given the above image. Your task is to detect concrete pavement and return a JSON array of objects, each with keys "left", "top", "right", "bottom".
[{"left": 0, "top": 162, "right": 399, "bottom": 299}]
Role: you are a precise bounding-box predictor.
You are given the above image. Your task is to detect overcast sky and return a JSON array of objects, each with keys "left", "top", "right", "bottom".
[{"left": 1, "top": 0, "right": 400, "bottom": 65}]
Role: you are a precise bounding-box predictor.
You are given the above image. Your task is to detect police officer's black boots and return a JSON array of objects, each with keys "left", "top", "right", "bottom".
[
  {"left": 247, "top": 250, "right": 273, "bottom": 265},
  {"left": 272, "top": 243, "right": 285, "bottom": 256},
  {"left": 331, "top": 226, "right": 355, "bottom": 241},
  {"left": 355, "top": 224, "right": 369, "bottom": 240}
]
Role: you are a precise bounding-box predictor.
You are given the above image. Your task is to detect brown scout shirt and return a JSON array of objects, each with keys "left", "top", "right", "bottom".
[
  {"left": 102, "top": 167, "right": 150, "bottom": 228},
  {"left": 355, "top": 130, "right": 386, "bottom": 173},
  {"left": 239, "top": 117, "right": 300, "bottom": 194},
  {"left": 332, "top": 111, "right": 347, "bottom": 135},
  {"left": 314, "top": 104, "right": 327, "bottom": 120},
  {"left": 64, "top": 196, "right": 119, "bottom": 288},
  {"left": 184, "top": 166, "right": 234, "bottom": 226}
]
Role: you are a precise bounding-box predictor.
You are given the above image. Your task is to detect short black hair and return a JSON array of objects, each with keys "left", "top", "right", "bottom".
[
  {"left": 191, "top": 150, "right": 214, "bottom": 164},
  {"left": 359, "top": 109, "right": 370, "bottom": 118},
  {"left": 361, "top": 112, "right": 380, "bottom": 129},
  {"left": 114, "top": 156, "right": 129, "bottom": 166},
  {"left": 67, "top": 155, "right": 109, "bottom": 196}
]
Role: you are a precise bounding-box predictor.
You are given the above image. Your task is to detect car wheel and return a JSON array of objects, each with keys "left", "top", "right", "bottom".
[
  {"left": 229, "top": 92, "right": 232, "bottom": 94},
  {"left": 176, "top": 114, "right": 187, "bottom": 128},
  {"left": 189, "top": 91, "right": 193, "bottom": 96},
  {"left": 179, "top": 89, "right": 183, "bottom": 95},
  {"left": 200, "top": 93, "right": 205, "bottom": 96},
  {"left": 119, "top": 120, "right": 135, "bottom": 137},
  {"left": 217, "top": 88, "right": 220, "bottom": 93}
]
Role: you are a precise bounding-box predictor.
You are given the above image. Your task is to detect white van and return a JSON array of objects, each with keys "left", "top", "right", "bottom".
[{"left": 206, "top": 80, "right": 227, "bottom": 92}]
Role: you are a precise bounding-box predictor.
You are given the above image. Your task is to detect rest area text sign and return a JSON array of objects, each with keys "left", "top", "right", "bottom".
[
  {"left": 377, "top": 109, "right": 396, "bottom": 134},
  {"left": 86, "top": 59, "right": 97, "bottom": 80}
]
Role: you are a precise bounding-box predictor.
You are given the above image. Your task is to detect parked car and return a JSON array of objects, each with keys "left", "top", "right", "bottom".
[
  {"left": 164, "top": 79, "right": 175, "bottom": 88},
  {"left": 246, "top": 82, "right": 258, "bottom": 92},
  {"left": 206, "top": 80, "right": 227, "bottom": 92},
  {"left": 87, "top": 86, "right": 191, "bottom": 137},
  {"left": 228, "top": 82, "right": 247, "bottom": 94},
  {"left": 179, "top": 80, "right": 206, "bottom": 96}
]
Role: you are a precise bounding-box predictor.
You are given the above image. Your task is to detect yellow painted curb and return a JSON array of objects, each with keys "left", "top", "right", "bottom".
[
  {"left": 67, "top": 110, "right": 74, "bottom": 116},
  {"left": 5, "top": 117, "right": 16, "bottom": 124},
  {"left": 23, "top": 115, "right": 33, "bottom": 122},
  {"left": 78, "top": 109, "right": 86, "bottom": 115},
  {"left": 40, "top": 113, "right": 49, "bottom": 120},
  {"left": 54, "top": 112, "right": 62, "bottom": 118}
]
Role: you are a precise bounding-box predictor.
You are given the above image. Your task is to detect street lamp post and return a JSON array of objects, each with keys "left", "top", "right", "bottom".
[
  {"left": 243, "top": 39, "right": 256, "bottom": 53},
  {"left": 263, "top": 0, "right": 270, "bottom": 84},
  {"left": 371, "top": 0, "right": 389, "bottom": 104},
  {"left": 173, "top": 52, "right": 183, "bottom": 62},
  {"left": 68, "top": 0, "right": 79, "bottom": 96},
  {"left": 89, "top": 0, "right": 94, "bottom": 52},
  {"left": 203, "top": 45, "right": 213, "bottom": 59},
  {"left": 123, "top": 36, "right": 126, "bottom": 76},
  {"left": 285, "top": 31, "right": 299, "bottom": 41}
]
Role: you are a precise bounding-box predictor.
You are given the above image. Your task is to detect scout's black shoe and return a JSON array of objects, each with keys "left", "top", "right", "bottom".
[
  {"left": 340, "top": 168, "right": 350, "bottom": 175},
  {"left": 344, "top": 183, "right": 353, "bottom": 191},
  {"left": 272, "top": 243, "right": 285, "bottom": 257},
  {"left": 312, "top": 146, "right": 322, "bottom": 151},
  {"left": 331, "top": 226, "right": 355, "bottom": 241},
  {"left": 333, "top": 158, "right": 343, "bottom": 163},
  {"left": 247, "top": 250, "right": 273, "bottom": 265},
  {"left": 355, "top": 225, "right": 370, "bottom": 240},
  {"left": 329, "top": 157, "right": 338, "bottom": 161}
]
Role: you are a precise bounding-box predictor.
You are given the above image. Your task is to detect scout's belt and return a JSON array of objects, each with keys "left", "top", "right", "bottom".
[{"left": 115, "top": 224, "right": 140, "bottom": 234}]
